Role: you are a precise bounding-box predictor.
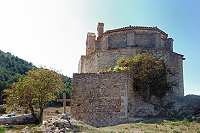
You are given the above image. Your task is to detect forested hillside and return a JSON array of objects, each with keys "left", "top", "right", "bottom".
[
  {"left": 0, "top": 50, "right": 34, "bottom": 101},
  {"left": 0, "top": 50, "right": 72, "bottom": 104}
]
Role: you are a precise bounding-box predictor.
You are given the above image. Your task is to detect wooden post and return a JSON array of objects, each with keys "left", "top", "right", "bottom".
[{"left": 57, "top": 93, "right": 71, "bottom": 114}]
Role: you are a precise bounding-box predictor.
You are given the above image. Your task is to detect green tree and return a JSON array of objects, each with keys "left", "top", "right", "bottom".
[
  {"left": 116, "top": 54, "right": 175, "bottom": 102},
  {"left": 0, "top": 50, "right": 34, "bottom": 104},
  {"left": 61, "top": 76, "right": 72, "bottom": 99},
  {"left": 0, "top": 105, "right": 6, "bottom": 116},
  {"left": 4, "top": 68, "right": 64, "bottom": 123}
]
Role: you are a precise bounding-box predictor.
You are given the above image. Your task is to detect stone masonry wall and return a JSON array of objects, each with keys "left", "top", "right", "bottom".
[
  {"left": 96, "top": 36, "right": 108, "bottom": 50},
  {"left": 78, "top": 54, "right": 97, "bottom": 73},
  {"left": 74, "top": 24, "right": 185, "bottom": 127},
  {"left": 0, "top": 113, "right": 39, "bottom": 125},
  {"left": 94, "top": 29, "right": 172, "bottom": 51},
  {"left": 78, "top": 47, "right": 184, "bottom": 97},
  {"left": 72, "top": 71, "right": 161, "bottom": 127},
  {"left": 108, "top": 31, "right": 127, "bottom": 49},
  {"left": 71, "top": 71, "right": 131, "bottom": 127}
]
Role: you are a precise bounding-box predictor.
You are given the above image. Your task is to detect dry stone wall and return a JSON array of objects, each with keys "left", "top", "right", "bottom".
[
  {"left": 0, "top": 113, "right": 39, "bottom": 125},
  {"left": 134, "top": 34, "right": 152, "bottom": 47},
  {"left": 72, "top": 71, "right": 131, "bottom": 127},
  {"left": 71, "top": 71, "right": 160, "bottom": 127},
  {"left": 78, "top": 47, "right": 184, "bottom": 97},
  {"left": 96, "top": 36, "right": 108, "bottom": 50},
  {"left": 94, "top": 29, "right": 172, "bottom": 51},
  {"left": 80, "top": 48, "right": 182, "bottom": 73},
  {"left": 108, "top": 32, "right": 127, "bottom": 49}
]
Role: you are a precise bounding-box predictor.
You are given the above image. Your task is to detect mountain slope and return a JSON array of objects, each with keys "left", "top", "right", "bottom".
[
  {"left": 0, "top": 50, "right": 34, "bottom": 89},
  {"left": 0, "top": 50, "right": 72, "bottom": 104},
  {"left": 0, "top": 50, "right": 35, "bottom": 103}
]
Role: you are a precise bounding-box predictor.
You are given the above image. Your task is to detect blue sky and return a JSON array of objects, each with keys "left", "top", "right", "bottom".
[{"left": 0, "top": 0, "right": 199, "bottom": 95}]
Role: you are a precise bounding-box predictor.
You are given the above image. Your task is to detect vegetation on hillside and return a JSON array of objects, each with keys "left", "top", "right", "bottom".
[
  {"left": 0, "top": 50, "right": 34, "bottom": 103},
  {"left": 0, "top": 50, "right": 72, "bottom": 107},
  {"left": 60, "top": 76, "right": 72, "bottom": 99}
]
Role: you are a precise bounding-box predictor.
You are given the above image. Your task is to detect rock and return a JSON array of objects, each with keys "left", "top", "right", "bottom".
[
  {"left": 48, "top": 123, "right": 53, "bottom": 127},
  {"left": 54, "top": 127, "right": 60, "bottom": 133},
  {"left": 60, "top": 128, "right": 66, "bottom": 132},
  {"left": 36, "top": 115, "right": 74, "bottom": 132},
  {"left": 53, "top": 121, "right": 59, "bottom": 127},
  {"left": 50, "top": 125, "right": 56, "bottom": 130},
  {"left": 133, "top": 100, "right": 159, "bottom": 117},
  {"left": 43, "top": 120, "right": 47, "bottom": 125},
  {"left": 0, "top": 113, "right": 39, "bottom": 125},
  {"left": 61, "top": 113, "right": 71, "bottom": 120},
  {"left": 66, "top": 127, "right": 72, "bottom": 131}
]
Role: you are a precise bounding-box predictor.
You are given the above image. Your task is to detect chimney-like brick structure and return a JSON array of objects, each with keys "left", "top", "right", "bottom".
[
  {"left": 167, "top": 38, "right": 174, "bottom": 51},
  {"left": 97, "top": 22, "right": 104, "bottom": 37},
  {"left": 86, "top": 32, "right": 96, "bottom": 55}
]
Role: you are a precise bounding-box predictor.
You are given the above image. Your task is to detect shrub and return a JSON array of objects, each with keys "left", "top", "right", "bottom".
[
  {"left": 55, "top": 110, "right": 60, "bottom": 114},
  {"left": 0, "top": 127, "right": 5, "bottom": 133},
  {"left": 115, "top": 54, "right": 176, "bottom": 102}
]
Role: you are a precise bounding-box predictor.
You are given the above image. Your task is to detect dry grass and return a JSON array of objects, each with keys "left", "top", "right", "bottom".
[
  {"left": 0, "top": 106, "right": 69, "bottom": 133},
  {"left": 0, "top": 107, "right": 200, "bottom": 133},
  {"left": 43, "top": 106, "right": 71, "bottom": 121},
  {"left": 90, "top": 120, "right": 200, "bottom": 133}
]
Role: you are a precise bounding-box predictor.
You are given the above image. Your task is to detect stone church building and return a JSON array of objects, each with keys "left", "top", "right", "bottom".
[{"left": 71, "top": 23, "right": 185, "bottom": 126}]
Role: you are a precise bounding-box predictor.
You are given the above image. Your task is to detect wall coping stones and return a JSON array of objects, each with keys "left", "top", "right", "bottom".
[{"left": 97, "top": 26, "right": 168, "bottom": 40}]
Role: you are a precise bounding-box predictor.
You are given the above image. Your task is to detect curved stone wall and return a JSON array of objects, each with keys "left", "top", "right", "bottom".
[
  {"left": 94, "top": 29, "right": 173, "bottom": 52},
  {"left": 78, "top": 47, "right": 184, "bottom": 97}
]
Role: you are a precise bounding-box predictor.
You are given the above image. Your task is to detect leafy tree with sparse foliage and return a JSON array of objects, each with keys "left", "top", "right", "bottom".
[
  {"left": 4, "top": 68, "right": 64, "bottom": 123},
  {"left": 0, "top": 105, "right": 6, "bottom": 116},
  {"left": 102, "top": 54, "right": 176, "bottom": 102},
  {"left": 116, "top": 54, "right": 175, "bottom": 102}
]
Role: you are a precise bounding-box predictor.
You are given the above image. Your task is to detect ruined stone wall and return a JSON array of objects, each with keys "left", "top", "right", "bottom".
[
  {"left": 95, "top": 36, "right": 108, "bottom": 50},
  {"left": 0, "top": 113, "right": 39, "bottom": 125},
  {"left": 71, "top": 71, "right": 131, "bottom": 127},
  {"left": 78, "top": 47, "right": 184, "bottom": 97},
  {"left": 177, "top": 57, "right": 184, "bottom": 96},
  {"left": 72, "top": 71, "right": 160, "bottom": 127},
  {"left": 86, "top": 33, "right": 96, "bottom": 55},
  {"left": 73, "top": 24, "right": 185, "bottom": 127},
  {"left": 78, "top": 55, "right": 97, "bottom": 74}
]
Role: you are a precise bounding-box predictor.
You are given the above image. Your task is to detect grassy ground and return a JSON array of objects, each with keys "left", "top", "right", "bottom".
[
  {"left": 85, "top": 120, "right": 200, "bottom": 133},
  {"left": 0, "top": 107, "right": 200, "bottom": 133}
]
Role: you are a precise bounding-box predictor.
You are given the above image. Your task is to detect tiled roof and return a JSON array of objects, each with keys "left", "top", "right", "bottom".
[{"left": 97, "top": 26, "right": 168, "bottom": 40}]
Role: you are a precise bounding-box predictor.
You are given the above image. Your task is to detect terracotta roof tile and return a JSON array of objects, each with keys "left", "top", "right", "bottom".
[{"left": 97, "top": 26, "right": 168, "bottom": 40}]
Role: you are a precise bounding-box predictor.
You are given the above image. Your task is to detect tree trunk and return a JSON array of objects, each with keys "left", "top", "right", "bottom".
[
  {"left": 38, "top": 97, "right": 44, "bottom": 123},
  {"left": 39, "top": 108, "right": 43, "bottom": 123},
  {"left": 29, "top": 105, "right": 40, "bottom": 124},
  {"left": 147, "top": 90, "right": 153, "bottom": 103}
]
